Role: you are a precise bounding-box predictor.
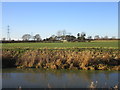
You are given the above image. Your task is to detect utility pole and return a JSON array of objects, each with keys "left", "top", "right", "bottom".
[{"left": 7, "top": 25, "right": 10, "bottom": 41}]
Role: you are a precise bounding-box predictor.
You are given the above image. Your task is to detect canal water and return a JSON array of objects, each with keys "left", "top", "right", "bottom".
[{"left": 2, "top": 68, "right": 119, "bottom": 88}]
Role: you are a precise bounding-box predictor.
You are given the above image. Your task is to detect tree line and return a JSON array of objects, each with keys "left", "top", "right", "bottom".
[
  {"left": 2, "top": 30, "right": 117, "bottom": 42},
  {"left": 21, "top": 30, "right": 117, "bottom": 42}
]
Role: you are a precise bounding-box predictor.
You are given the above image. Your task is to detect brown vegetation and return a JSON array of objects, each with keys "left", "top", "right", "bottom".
[{"left": 2, "top": 48, "right": 120, "bottom": 70}]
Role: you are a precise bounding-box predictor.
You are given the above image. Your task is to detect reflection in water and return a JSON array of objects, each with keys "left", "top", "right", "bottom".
[{"left": 2, "top": 68, "right": 119, "bottom": 88}]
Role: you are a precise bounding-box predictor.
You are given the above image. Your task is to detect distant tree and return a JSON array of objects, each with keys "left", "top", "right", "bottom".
[
  {"left": 33, "top": 34, "right": 41, "bottom": 41},
  {"left": 77, "top": 33, "right": 80, "bottom": 39},
  {"left": 48, "top": 35, "right": 56, "bottom": 41},
  {"left": 62, "top": 30, "right": 66, "bottom": 36},
  {"left": 22, "top": 34, "right": 31, "bottom": 41},
  {"left": 65, "top": 35, "right": 76, "bottom": 41},
  {"left": 62, "top": 30, "right": 66, "bottom": 40},
  {"left": 111, "top": 36, "right": 116, "bottom": 40},
  {"left": 33, "top": 36, "right": 35, "bottom": 40},
  {"left": 94, "top": 35, "right": 100, "bottom": 40},
  {"left": 88, "top": 36, "right": 92, "bottom": 39},
  {"left": 51, "top": 35, "right": 56, "bottom": 38},
  {"left": 104, "top": 36, "right": 108, "bottom": 40},
  {"left": 81, "top": 32, "right": 86, "bottom": 41},
  {"left": 56, "top": 30, "right": 67, "bottom": 40},
  {"left": 100, "top": 36, "right": 104, "bottom": 39},
  {"left": 57, "top": 31, "right": 62, "bottom": 37},
  {"left": 87, "top": 36, "right": 92, "bottom": 42},
  {"left": 77, "top": 32, "right": 86, "bottom": 41},
  {"left": 2, "top": 38, "right": 6, "bottom": 41},
  {"left": 49, "top": 35, "right": 56, "bottom": 40}
]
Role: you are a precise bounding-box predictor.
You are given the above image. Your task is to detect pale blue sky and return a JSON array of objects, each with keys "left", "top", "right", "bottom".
[{"left": 2, "top": 2, "right": 118, "bottom": 40}]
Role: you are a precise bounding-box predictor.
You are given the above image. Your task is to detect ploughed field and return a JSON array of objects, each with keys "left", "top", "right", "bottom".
[{"left": 2, "top": 40, "right": 120, "bottom": 70}]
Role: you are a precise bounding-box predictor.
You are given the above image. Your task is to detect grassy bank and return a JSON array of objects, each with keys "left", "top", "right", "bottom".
[
  {"left": 2, "top": 41, "right": 120, "bottom": 70},
  {"left": 2, "top": 48, "right": 120, "bottom": 70}
]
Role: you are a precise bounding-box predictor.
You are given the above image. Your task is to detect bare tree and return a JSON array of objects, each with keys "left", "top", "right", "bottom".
[
  {"left": 87, "top": 36, "right": 92, "bottom": 42},
  {"left": 77, "top": 33, "right": 80, "bottom": 39},
  {"left": 88, "top": 36, "right": 92, "bottom": 39},
  {"left": 56, "top": 30, "right": 67, "bottom": 40},
  {"left": 62, "top": 30, "right": 66, "bottom": 36},
  {"left": 65, "top": 35, "right": 76, "bottom": 41},
  {"left": 2, "top": 38, "right": 6, "bottom": 41},
  {"left": 81, "top": 32, "right": 86, "bottom": 40},
  {"left": 94, "top": 35, "right": 100, "bottom": 40},
  {"left": 81, "top": 32, "right": 86, "bottom": 36},
  {"left": 48, "top": 35, "right": 57, "bottom": 41},
  {"left": 111, "top": 36, "right": 116, "bottom": 39},
  {"left": 104, "top": 36, "right": 108, "bottom": 40},
  {"left": 51, "top": 35, "right": 56, "bottom": 38},
  {"left": 57, "top": 30, "right": 66, "bottom": 36},
  {"left": 22, "top": 34, "right": 31, "bottom": 41},
  {"left": 33, "top": 34, "right": 41, "bottom": 41},
  {"left": 57, "top": 31, "right": 62, "bottom": 37}
]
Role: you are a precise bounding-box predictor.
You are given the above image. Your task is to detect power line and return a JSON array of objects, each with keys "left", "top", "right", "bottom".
[{"left": 7, "top": 25, "right": 10, "bottom": 41}]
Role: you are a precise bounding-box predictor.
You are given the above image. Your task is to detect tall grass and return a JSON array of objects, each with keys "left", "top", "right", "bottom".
[{"left": 2, "top": 48, "right": 120, "bottom": 70}]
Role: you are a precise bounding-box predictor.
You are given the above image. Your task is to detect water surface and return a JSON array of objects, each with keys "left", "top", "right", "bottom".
[{"left": 2, "top": 68, "right": 119, "bottom": 88}]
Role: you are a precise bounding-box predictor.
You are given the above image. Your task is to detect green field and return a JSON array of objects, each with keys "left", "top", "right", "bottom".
[{"left": 2, "top": 40, "right": 119, "bottom": 49}]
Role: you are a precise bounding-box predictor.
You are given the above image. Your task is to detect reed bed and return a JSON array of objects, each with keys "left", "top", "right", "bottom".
[
  {"left": 89, "top": 81, "right": 119, "bottom": 89},
  {"left": 2, "top": 48, "right": 120, "bottom": 70}
]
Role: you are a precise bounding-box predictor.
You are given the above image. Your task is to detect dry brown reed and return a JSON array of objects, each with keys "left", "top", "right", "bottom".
[{"left": 2, "top": 48, "right": 120, "bottom": 70}]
